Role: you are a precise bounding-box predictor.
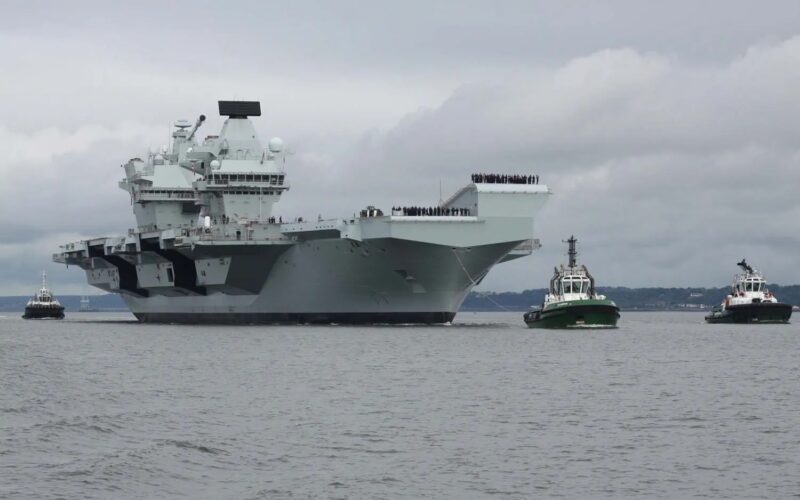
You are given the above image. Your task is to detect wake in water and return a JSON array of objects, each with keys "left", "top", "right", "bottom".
[{"left": 564, "top": 324, "right": 619, "bottom": 329}]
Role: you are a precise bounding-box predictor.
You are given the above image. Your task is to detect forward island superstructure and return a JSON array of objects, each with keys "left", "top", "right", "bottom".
[{"left": 54, "top": 101, "right": 551, "bottom": 324}]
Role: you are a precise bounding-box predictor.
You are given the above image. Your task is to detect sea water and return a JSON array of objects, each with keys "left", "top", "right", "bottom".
[{"left": 1, "top": 312, "right": 798, "bottom": 498}]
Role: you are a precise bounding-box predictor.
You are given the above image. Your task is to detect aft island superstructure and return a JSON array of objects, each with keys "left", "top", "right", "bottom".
[{"left": 54, "top": 101, "right": 550, "bottom": 324}]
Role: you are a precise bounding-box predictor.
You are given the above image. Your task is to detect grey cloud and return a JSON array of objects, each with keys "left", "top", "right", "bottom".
[
  {"left": 327, "top": 42, "right": 800, "bottom": 288},
  {"left": 5, "top": 1, "right": 800, "bottom": 69},
  {"left": 2, "top": 3, "right": 800, "bottom": 294},
  {"left": 0, "top": 225, "right": 46, "bottom": 244}
]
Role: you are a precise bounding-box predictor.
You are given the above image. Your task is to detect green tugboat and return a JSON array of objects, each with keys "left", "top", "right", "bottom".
[
  {"left": 523, "top": 236, "right": 619, "bottom": 328},
  {"left": 705, "top": 259, "right": 792, "bottom": 324}
]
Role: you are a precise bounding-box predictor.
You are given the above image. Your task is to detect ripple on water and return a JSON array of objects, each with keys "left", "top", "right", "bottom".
[
  {"left": 160, "top": 439, "right": 226, "bottom": 455},
  {"left": 0, "top": 311, "right": 798, "bottom": 498}
]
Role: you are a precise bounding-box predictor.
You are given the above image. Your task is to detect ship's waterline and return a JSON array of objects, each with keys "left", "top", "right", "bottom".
[{"left": 54, "top": 101, "right": 549, "bottom": 324}]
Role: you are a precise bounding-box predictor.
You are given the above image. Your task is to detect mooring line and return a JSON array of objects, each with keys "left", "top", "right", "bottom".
[{"left": 451, "top": 249, "right": 511, "bottom": 312}]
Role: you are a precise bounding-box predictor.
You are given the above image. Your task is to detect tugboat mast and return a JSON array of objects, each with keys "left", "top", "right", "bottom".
[{"left": 565, "top": 235, "right": 578, "bottom": 268}]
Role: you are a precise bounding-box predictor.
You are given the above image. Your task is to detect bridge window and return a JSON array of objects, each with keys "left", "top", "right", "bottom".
[{"left": 561, "top": 278, "right": 588, "bottom": 294}]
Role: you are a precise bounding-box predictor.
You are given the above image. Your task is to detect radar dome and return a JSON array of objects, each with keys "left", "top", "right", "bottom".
[
  {"left": 268, "top": 137, "right": 284, "bottom": 153},
  {"left": 210, "top": 160, "right": 221, "bottom": 169}
]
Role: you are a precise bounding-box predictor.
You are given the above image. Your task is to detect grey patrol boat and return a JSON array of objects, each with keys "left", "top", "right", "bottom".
[{"left": 54, "top": 101, "right": 551, "bottom": 324}]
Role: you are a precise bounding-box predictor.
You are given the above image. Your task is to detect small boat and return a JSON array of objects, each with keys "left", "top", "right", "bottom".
[
  {"left": 524, "top": 236, "right": 619, "bottom": 328},
  {"left": 22, "top": 271, "right": 65, "bottom": 320},
  {"left": 705, "top": 259, "right": 792, "bottom": 324},
  {"left": 79, "top": 296, "right": 99, "bottom": 312}
]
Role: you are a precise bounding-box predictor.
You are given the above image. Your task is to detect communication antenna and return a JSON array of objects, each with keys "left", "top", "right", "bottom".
[
  {"left": 438, "top": 179, "right": 443, "bottom": 205},
  {"left": 564, "top": 235, "right": 578, "bottom": 268}
]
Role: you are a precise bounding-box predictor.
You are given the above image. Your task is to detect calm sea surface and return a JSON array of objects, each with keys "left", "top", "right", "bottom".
[{"left": 1, "top": 311, "right": 798, "bottom": 499}]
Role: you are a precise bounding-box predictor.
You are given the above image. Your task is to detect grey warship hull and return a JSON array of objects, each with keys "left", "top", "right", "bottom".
[
  {"left": 121, "top": 238, "right": 520, "bottom": 324},
  {"left": 54, "top": 101, "right": 549, "bottom": 324},
  {"left": 59, "top": 217, "right": 544, "bottom": 324}
]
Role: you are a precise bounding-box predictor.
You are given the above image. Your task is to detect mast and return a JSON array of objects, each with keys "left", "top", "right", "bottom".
[
  {"left": 737, "top": 258, "right": 754, "bottom": 274},
  {"left": 565, "top": 235, "right": 577, "bottom": 268},
  {"left": 41, "top": 270, "right": 47, "bottom": 290}
]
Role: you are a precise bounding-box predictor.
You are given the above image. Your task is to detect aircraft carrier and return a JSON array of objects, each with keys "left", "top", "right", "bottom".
[{"left": 53, "top": 101, "right": 550, "bottom": 324}]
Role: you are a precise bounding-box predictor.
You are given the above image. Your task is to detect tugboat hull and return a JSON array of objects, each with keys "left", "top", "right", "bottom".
[
  {"left": 524, "top": 299, "right": 619, "bottom": 329},
  {"left": 22, "top": 305, "right": 65, "bottom": 320},
  {"left": 705, "top": 302, "right": 792, "bottom": 324}
]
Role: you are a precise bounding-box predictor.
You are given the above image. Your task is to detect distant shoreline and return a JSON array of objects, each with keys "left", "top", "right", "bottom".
[
  {"left": 2, "top": 287, "right": 798, "bottom": 314},
  {"left": 462, "top": 285, "right": 800, "bottom": 312}
]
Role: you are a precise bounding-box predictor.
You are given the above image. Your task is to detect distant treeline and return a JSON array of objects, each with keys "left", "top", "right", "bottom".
[
  {"left": 1, "top": 286, "right": 798, "bottom": 313},
  {"left": 462, "top": 285, "right": 800, "bottom": 312},
  {"left": 0, "top": 294, "right": 127, "bottom": 312}
]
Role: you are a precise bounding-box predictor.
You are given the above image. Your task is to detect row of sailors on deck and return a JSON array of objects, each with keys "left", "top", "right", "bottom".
[
  {"left": 471, "top": 173, "right": 539, "bottom": 184},
  {"left": 393, "top": 206, "right": 471, "bottom": 216}
]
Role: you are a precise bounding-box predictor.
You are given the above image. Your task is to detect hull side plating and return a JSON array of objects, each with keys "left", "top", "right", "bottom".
[
  {"left": 120, "top": 239, "right": 519, "bottom": 323},
  {"left": 705, "top": 303, "right": 792, "bottom": 324},
  {"left": 22, "top": 305, "right": 65, "bottom": 320},
  {"left": 524, "top": 300, "right": 619, "bottom": 329}
]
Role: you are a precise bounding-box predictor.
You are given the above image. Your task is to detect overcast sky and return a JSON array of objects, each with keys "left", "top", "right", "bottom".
[{"left": 2, "top": 1, "right": 800, "bottom": 295}]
